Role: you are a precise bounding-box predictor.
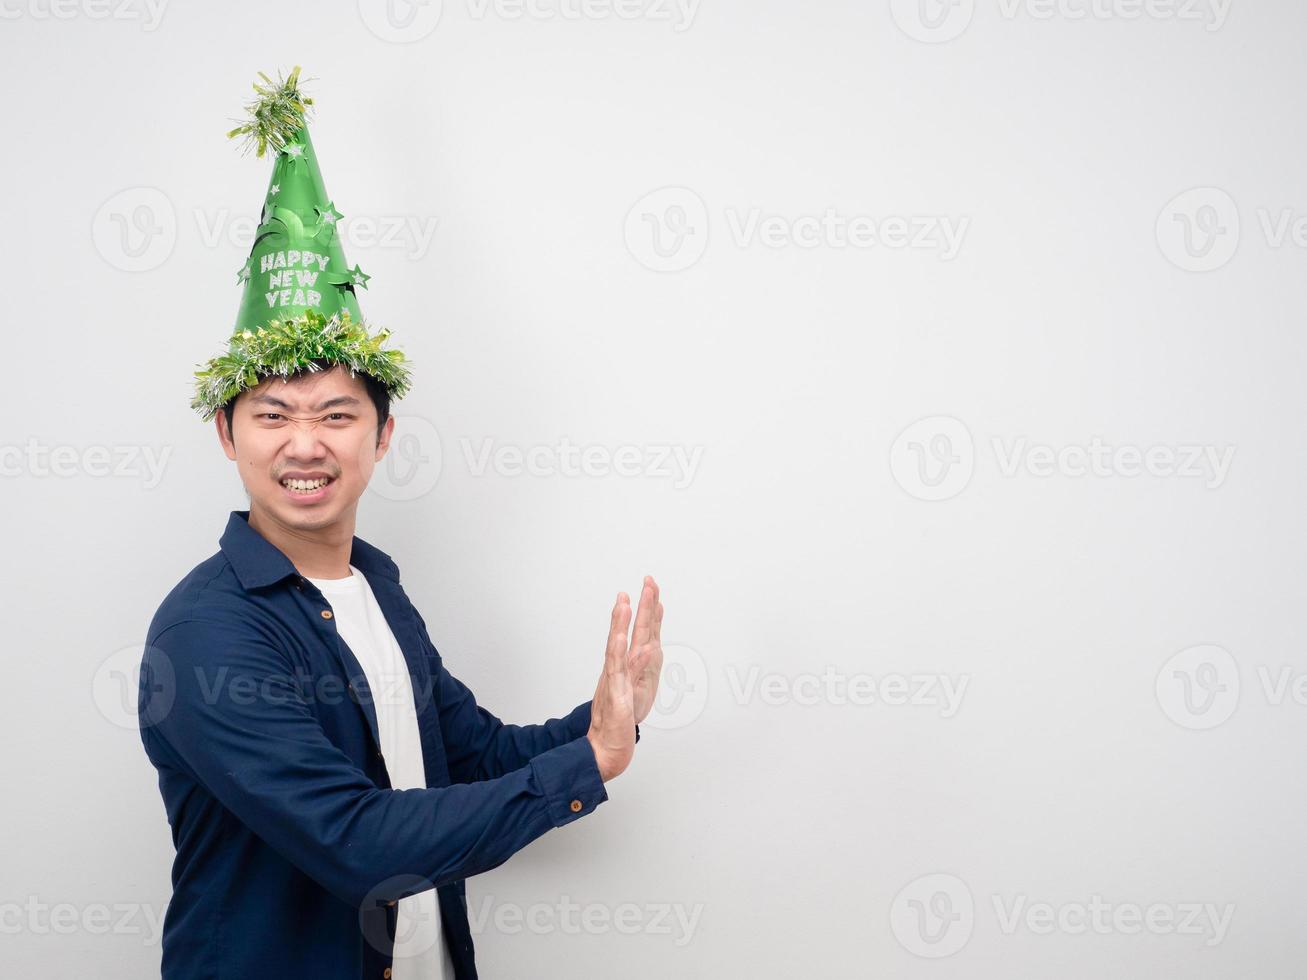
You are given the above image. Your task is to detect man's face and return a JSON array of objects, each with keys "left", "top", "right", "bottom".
[{"left": 215, "top": 366, "right": 394, "bottom": 533}]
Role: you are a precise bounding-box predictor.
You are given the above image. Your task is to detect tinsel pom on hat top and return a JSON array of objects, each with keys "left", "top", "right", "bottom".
[{"left": 190, "top": 66, "right": 412, "bottom": 421}]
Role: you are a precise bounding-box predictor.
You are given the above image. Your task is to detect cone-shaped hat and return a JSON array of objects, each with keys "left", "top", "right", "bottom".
[{"left": 191, "top": 67, "right": 411, "bottom": 421}]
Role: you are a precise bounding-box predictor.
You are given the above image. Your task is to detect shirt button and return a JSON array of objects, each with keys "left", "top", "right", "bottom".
[
  {"left": 569, "top": 799, "right": 583, "bottom": 813},
  {"left": 383, "top": 969, "right": 392, "bottom": 979},
  {"left": 321, "top": 609, "right": 333, "bottom": 619}
]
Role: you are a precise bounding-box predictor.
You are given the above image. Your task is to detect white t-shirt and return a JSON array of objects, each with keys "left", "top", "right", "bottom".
[{"left": 308, "top": 565, "right": 454, "bottom": 980}]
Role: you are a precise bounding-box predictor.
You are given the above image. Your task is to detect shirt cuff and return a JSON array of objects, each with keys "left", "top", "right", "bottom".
[
  {"left": 530, "top": 735, "right": 608, "bottom": 828},
  {"left": 564, "top": 699, "right": 592, "bottom": 740}
]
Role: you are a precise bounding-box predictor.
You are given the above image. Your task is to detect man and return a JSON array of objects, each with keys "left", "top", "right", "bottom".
[{"left": 138, "top": 67, "right": 663, "bottom": 980}]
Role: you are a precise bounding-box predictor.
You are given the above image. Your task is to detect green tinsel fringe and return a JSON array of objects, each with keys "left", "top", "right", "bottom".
[
  {"left": 225, "top": 65, "right": 315, "bottom": 158},
  {"left": 191, "top": 309, "right": 413, "bottom": 421}
]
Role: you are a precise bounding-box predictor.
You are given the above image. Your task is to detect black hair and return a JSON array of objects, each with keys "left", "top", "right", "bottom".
[{"left": 222, "top": 359, "right": 391, "bottom": 447}]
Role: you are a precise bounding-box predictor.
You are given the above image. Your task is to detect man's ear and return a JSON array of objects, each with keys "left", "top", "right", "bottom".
[
  {"left": 215, "top": 408, "right": 238, "bottom": 461},
  {"left": 375, "top": 414, "right": 396, "bottom": 461}
]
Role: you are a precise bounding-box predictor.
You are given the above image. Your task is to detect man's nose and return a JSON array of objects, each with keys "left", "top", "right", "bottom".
[{"left": 284, "top": 419, "right": 329, "bottom": 456}]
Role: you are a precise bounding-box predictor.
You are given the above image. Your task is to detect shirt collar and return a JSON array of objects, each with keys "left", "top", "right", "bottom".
[{"left": 219, "top": 510, "right": 400, "bottom": 591}]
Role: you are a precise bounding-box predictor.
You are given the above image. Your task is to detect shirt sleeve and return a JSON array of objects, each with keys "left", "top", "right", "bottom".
[
  {"left": 411, "top": 608, "right": 640, "bottom": 784},
  {"left": 140, "top": 616, "right": 607, "bottom": 909}
]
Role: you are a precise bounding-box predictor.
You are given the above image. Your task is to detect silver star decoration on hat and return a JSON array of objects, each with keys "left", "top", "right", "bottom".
[
  {"left": 347, "top": 264, "right": 371, "bottom": 289},
  {"left": 315, "top": 202, "right": 344, "bottom": 227},
  {"left": 236, "top": 261, "right": 254, "bottom": 283}
]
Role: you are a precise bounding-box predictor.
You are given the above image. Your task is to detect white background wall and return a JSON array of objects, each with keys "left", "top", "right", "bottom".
[{"left": 3, "top": 1, "right": 1305, "bottom": 977}]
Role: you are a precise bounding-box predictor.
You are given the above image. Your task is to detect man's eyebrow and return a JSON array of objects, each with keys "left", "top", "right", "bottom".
[
  {"left": 247, "top": 394, "right": 363, "bottom": 411},
  {"left": 312, "top": 396, "right": 362, "bottom": 411}
]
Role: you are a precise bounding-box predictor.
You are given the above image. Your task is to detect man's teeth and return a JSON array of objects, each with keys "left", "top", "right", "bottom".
[{"left": 282, "top": 477, "right": 331, "bottom": 492}]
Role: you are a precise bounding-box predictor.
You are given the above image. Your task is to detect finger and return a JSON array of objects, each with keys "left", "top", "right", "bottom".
[
  {"left": 651, "top": 600, "right": 664, "bottom": 645},
  {"left": 630, "top": 578, "right": 655, "bottom": 653},
  {"left": 625, "top": 637, "right": 649, "bottom": 671},
  {"left": 643, "top": 577, "right": 661, "bottom": 646},
  {"left": 629, "top": 642, "right": 655, "bottom": 677},
  {"left": 607, "top": 593, "right": 632, "bottom": 674}
]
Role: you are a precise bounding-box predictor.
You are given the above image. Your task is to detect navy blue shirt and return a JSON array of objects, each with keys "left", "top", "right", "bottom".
[{"left": 139, "top": 510, "right": 637, "bottom": 979}]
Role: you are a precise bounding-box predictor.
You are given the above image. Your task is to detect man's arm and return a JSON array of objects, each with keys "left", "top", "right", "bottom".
[
  {"left": 140, "top": 616, "right": 607, "bottom": 909},
  {"left": 411, "top": 608, "right": 638, "bottom": 784}
]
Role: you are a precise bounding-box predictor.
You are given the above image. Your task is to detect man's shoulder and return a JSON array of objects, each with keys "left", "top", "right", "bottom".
[{"left": 145, "top": 549, "right": 249, "bottom": 645}]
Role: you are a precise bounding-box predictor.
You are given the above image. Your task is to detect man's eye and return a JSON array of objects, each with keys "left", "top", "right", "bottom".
[
  {"left": 327, "top": 413, "right": 352, "bottom": 422},
  {"left": 262, "top": 413, "right": 284, "bottom": 421}
]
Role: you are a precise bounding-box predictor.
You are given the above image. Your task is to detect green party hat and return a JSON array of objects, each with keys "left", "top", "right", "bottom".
[{"left": 191, "top": 66, "right": 412, "bottom": 421}]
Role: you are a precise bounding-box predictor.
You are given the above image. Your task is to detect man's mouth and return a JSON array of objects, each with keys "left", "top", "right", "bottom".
[{"left": 280, "top": 476, "right": 335, "bottom": 497}]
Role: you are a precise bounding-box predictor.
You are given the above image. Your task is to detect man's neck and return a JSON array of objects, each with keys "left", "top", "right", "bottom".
[{"left": 247, "top": 502, "right": 356, "bottom": 580}]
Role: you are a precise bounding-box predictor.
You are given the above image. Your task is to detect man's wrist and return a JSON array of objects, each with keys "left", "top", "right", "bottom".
[{"left": 585, "top": 732, "right": 612, "bottom": 782}]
